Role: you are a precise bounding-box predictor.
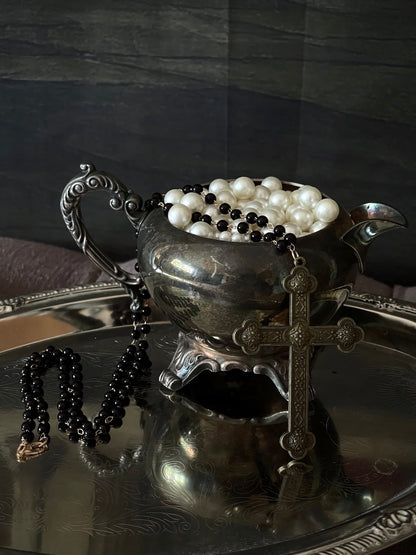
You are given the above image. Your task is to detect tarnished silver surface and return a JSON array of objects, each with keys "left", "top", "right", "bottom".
[
  {"left": 61, "top": 165, "right": 406, "bottom": 351},
  {"left": 0, "top": 284, "right": 415, "bottom": 554},
  {"left": 60, "top": 163, "right": 144, "bottom": 297}
]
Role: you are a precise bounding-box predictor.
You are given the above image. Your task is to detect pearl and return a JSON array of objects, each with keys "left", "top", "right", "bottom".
[
  {"left": 242, "top": 200, "right": 264, "bottom": 213},
  {"left": 261, "top": 176, "right": 282, "bottom": 191},
  {"left": 209, "top": 178, "right": 229, "bottom": 195},
  {"left": 164, "top": 188, "right": 184, "bottom": 205},
  {"left": 189, "top": 221, "right": 215, "bottom": 238},
  {"left": 254, "top": 185, "right": 270, "bottom": 200},
  {"left": 314, "top": 198, "right": 340, "bottom": 223},
  {"left": 216, "top": 190, "right": 237, "bottom": 205},
  {"left": 168, "top": 203, "right": 192, "bottom": 229},
  {"left": 269, "top": 190, "right": 290, "bottom": 211},
  {"left": 231, "top": 177, "right": 256, "bottom": 200},
  {"left": 298, "top": 186, "right": 322, "bottom": 209},
  {"left": 261, "top": 208, "right": 285, "bottom": 225},
  {"left": 284, "top": 223, "right": 302, "bottom": 236},
  {"left": 290, "top": 208, "right": 314, "bottom": 231},
  {"left": 310, "top": 220, "right": 327, "bottom": 233},
  {"left": 180, "top": 192, "right": 205, "bottom": 212},
  {"left": 285, "top": 203, "right": 300, "bottom": 221},
  {"left": 204, "top": 205, "right": 220, "bottom": 219},
  {"left": 231, "top": 232, "right": 246, "bottom": 242},
  {"left": 219, "top": 231, "right": 232, "bottom": 241}
]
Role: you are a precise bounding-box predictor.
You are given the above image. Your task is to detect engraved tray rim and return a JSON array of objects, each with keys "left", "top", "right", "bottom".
[{"left": 0, "top": 282, "right": 416, "bottom": 555}]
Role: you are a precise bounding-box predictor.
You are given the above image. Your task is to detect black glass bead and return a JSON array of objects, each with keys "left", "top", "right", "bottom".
[
  {"left": 97, "top": 433, "right": 111, "bottom": 444},
  {"left": 284, "top": 232, "right": 297, "bottom": 245},
  {"left": 140, "top": 324, "right": 151, "bottom": 334},
  {"left": 57, "top": 412, "right": 69, "bottom": 422},
  {"left": 131, "top": 330, "right": 141, "bottom": 340},
  {"left": 93, "top": 416, "right": 105, "bottom": 428},
  {"left": 264, "top": 232, "right": 275, "bottom": 242},
  {"left": 63, "top": 347, "right": 73, "bottom": 356},
  {"left": 201, "top": 214, "right": 212, "bottom": 224},
  {"left": 182, "top": 184, "right": 192, "bottom": 193},
  {"left": 216, "top": 220, "right": 228, "bottom": 232},
  {"left": 58, "top": 422, "right": 68, "bottom": 433},
  {"left": 67, "top": 423, "right": 78, "bottom": 434},
  {"left": 72, "top": 362, "right": 82, "bottom": 372},
  {"left": 205, "top": 193, "right": 216, "bottom": 204},
  {"left": 219, "top": 203, "right": 231, "bottom": 214},
  {"left": 250, "top": 230, "right": 262, "bottom": 242},
  {"left": 21, "top": 431, "right": 34, "bottom": 443},
  {"left": 38, "top": 411, "right": 50, "bottom": 422},
  {"left": 20, "top": 384, "right": 31, "bottom": 394},
  {"left": 59, "top": 391, "right": 71, "bottom": 402},
  {"left": 71, "top": 399, "right": 83, "bottom": 410},
  {"left": 23, "top": 409, "right": 35, "bottom": 420},
  {"left": 32, "top": 387, "right": 44, "bottom": 399},
  {"left": 230, "top": 209, "right": 242, "bottom": 220},
  {"left": 138, "top": 340, "right": 148, "bottom": 351},
  {"left": 256, "top": 215, "right": 269, "bottom": 227},
  {"left": 273, "top": 225, "right": 286, "bottom": 238},
  {"left": 70, "top": 353, "right": 81, "bottom": 363},
  {"left": 83, "top": 437, "right": 97, "bottom": 448},
  {"left": 126, "top": 345, "right": 137, "bottom": 356},
  {"left": 104, "top": 390, "right": 117, "bottom": 401},
  {"left": 134, "top": 262, "right": 140, "bottom": 273},
  {"left": 38, "top": 422, "right": 50, "bottom": 435},
  {"left": 111, "top": 406, "right": 126, "bottom": 419},
  {"left": 59, "top": 381, "right": 70, "bottom": 391},
  {"left": 131, "top": 312, "right": 141, "bottom": 322},
  {"left": 128, "top": 369, "right": 139, "bottom": 381},
  {"left": 71, "top": 372, "right": 83, "bottom": 382},
  {"left": 191, "top": 211, "right": 201, "bottom": 222},
  {"left": 192, "top": 184, "right": 203, "bottom": 194},
  {"left": 69, "top": 408, "right": 82, "bottom": 419},
  {"left": 140, "top": 289, "right": 151, "bottom": 299},
  {"left": 21, "top": 420, "right": 35, "bottom": 432},
  {"left": 68, "top": 432, "right": 79, "bottom": 443},
  {"left": 140, "top": 306, "right": 151, "bottom": 318},
  {"left": 237, "top": 222, "right": 249, "bottom": 234},
  {"left": 37, "top": 400, "right": 48, "bottom": 412},
  {"left": 275, "top": 240, "right": 287, "bottom": 253},
  {"left": 120, "top": 396, "right": 130, "bottom": 407},
  {"left": 163, "top": 202, "right": 172, "bottom": 214},
  {"left": 58, "top": 372, "right": 69, "bottom": 382},
  {"left": 108, "top": 380, "right": 121, "bottom": 391},
  {"left": 152, "top": 192, "right": 163, "bottom": 202},
  {"left": 57, "top": 400, "right": 68, "bottom": 411},
  {"left": 245, "top": 211, "right": 257, "bottom": 224},
  {"left": 111, "top": 417, "right": 123, "bottom": 429}
]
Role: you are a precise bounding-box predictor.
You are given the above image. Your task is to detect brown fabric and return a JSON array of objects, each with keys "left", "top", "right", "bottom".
[{"left": 0, "top": 237, "right": 101, "bottom": 298}]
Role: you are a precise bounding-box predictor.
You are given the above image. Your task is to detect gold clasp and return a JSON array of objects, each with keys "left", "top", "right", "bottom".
[{"left": 16, "top": 435, "right": 49, "bottom": 463}]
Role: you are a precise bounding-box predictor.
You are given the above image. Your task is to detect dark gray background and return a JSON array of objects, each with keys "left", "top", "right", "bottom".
[{"left": 1, "top": 0, "right": 415, "bottom": 284}]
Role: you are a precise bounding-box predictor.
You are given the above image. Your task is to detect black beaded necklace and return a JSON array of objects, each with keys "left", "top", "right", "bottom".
[
  {"left": 16, "top": 284, "right": 152, "bottom": 462},
  {"left": 17, "top": 182, "right": 297, "bottom": 462},
  {"left": 144, "top": 182, "right": 297, "bottom": 254}
]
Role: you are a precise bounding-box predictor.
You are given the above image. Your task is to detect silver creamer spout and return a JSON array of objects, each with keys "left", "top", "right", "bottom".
[{"left": 341, "top": 203, "right": 408, "bottom": 272}]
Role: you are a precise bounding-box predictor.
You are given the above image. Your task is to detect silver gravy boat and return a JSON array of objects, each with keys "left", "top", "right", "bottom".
[{"left": 61, "top": 163, "right": 407, "bottom": 396}]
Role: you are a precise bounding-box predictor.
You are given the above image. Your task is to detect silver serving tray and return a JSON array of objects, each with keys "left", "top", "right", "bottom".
[{"left": 0, "top": 284, "right": 415, "bottom": 555}]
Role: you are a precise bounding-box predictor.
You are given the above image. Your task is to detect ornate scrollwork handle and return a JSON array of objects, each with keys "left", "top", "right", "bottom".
[{"left": 60, "top": 163, "right": 145, "bottom": 297}]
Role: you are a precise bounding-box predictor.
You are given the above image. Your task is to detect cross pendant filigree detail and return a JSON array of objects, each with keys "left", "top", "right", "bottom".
[{"left": 233, "top": 259, "right": 364, "bottom": 460}]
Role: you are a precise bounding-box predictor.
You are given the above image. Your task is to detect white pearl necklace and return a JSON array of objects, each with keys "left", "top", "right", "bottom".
[{"left": 165, "top": 176, "right": 339, "bottom": 241}]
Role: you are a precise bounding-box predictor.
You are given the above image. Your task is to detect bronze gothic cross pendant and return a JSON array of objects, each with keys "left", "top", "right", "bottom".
[{"left": 233, "top": 257, "right": 364, "bottom": 460}]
